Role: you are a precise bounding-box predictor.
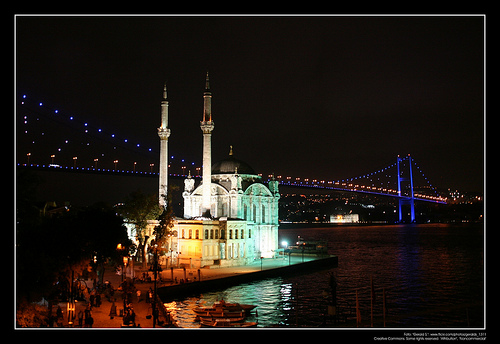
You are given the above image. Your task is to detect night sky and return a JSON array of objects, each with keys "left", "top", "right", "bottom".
[{"left": 16, "top": 15, "right": 485, "bottom": 194}]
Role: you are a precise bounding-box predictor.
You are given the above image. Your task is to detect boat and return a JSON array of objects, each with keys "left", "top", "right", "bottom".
[
  {"left": 286, "top": 236, "right": 328, "bottom": 255},
  {"left": 193, "top": 299, "right": 256, "bottom": 315},
  {"left": 199, "top": 315, "right": 245, "bottom": 324},
  {"left": 200, "top": 318, "right": 258, "bottom": 328},
  {"left": 194, "top": 310, "right": 245, "bottom": 322}
]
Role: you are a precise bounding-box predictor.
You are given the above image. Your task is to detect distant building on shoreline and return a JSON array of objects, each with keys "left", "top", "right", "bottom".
[{"left": 330, "top": 214, "right": 359, "bottom": 223}]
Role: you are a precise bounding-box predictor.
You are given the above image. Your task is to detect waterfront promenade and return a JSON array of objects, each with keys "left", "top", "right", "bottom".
[{"left": 51, "top": 255, "right": 335, "bottom": 328}]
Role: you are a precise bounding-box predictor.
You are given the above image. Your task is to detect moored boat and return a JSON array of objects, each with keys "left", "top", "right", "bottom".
[
  {"left": 200, "top": 318, "right": 258, "bottom": 328},
  {"left": 194, "top": 310, "right": 245, "bottom": 322},
  {"left": 199, "top": 316, "right": 245, "bottom": 324},
  {"left": 193, "top": 299, "right": 256, "bottom": 315}
]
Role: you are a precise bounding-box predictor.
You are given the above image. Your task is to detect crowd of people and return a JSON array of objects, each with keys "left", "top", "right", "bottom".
[{"left": 52, "top": 274, "right": 160, "bottom": 328}]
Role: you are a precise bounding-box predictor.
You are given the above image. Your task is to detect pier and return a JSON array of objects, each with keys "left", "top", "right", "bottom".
[{"left": 157, "top": 255, "right": 338, "bottom": 302}]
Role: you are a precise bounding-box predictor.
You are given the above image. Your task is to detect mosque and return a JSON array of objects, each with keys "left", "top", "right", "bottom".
[{"left": 156, "top": 73, "right": 280, "bottom": 268}]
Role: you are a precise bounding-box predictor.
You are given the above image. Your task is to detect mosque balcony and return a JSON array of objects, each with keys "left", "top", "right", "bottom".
[{"left": 157, "top": 127, "right": 171, "bottom": 139}]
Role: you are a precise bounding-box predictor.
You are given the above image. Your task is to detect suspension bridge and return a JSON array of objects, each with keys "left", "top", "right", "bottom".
[{"left": 16, "top": 93, "right": 447, "bottom": 222}]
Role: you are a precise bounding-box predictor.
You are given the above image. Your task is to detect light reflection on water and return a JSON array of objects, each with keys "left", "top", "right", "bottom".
[
  {"left": 165, "top": 224, "right": 484, "bottom": 328},
  {"left": 164, "top": 278, "right": 302, "bottom": 328}
]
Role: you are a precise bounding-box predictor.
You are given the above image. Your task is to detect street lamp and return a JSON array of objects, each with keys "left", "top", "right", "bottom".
[
  {"left": 114, "top": 160, "right": 118, "bottom": 170},
  {"left": 94, "top": 158, "right": 98, "bottom": 169},
  {"left": 117, "top": 243, "right": 126, "bottom": 282},
  {"left": 50, "top": 154, "right": 55, "bottom": 164},
  {"left": 67, "top": 270, "right": 75, "bottom": 327},
  {"left": 281, "top": 241, "right": 288, "bottom": 262},
  {"left": 282, "top": 241, "right": 291, "bottom": 265},
  {"left": 73, "top": 156, "right": 77, "bottom": 168},
  {"left": 149, "top": 241, "right": 162, "bottom": 328},
  {"left": 26, "top": 152, "right": 31, "bottom": 165}
]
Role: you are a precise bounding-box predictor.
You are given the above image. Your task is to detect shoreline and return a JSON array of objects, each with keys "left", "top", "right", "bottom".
[{"left": 157, "top": 255, "right": 338, "bottom": 303}]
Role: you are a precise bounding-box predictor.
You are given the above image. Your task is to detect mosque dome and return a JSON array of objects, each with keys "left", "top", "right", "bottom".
[{"left": 211, "top": 146, "right": 256, "bottom": 175}]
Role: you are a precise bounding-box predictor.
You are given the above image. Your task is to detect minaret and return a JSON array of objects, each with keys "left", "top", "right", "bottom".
[
  {"left": 158, "top": 82, "right": 171, "bottom": 208},
  {"left": 200, "top": 72, "right": 214, "bottom": 216}
]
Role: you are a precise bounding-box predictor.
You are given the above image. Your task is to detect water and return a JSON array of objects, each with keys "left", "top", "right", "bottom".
[{"left": 164, "top": 223, "right": 484, "bottom": 328}]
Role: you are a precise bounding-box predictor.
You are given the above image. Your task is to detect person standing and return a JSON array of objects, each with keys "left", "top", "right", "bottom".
[
  {"left": 56, "top": 305, "right": 63, "bottom": 327},
  {"left": 84, "top": 305, "right": 92, "bottom": 328},
  {"left": 77, "top": 309, "right": 83, "bottom": 327}
]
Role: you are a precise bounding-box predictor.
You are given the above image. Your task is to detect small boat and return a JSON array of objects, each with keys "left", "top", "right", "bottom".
[
  {"left": 200, "top": 319, "right": 258, "bottom": 328},
  {"left": 199, "top": 316, "right": 245, "bottom": 324},
  {"left": 286, "top": 236, "right": 328, "bottom": 255},
  {"left": 193, "top": 299, "right": 256, "bottom": 315},
  {"left": 194, "top": 310, "right": 245, "bottom": 322}
]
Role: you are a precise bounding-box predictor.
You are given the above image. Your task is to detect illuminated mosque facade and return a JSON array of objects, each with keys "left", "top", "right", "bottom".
[{"left": 158, "top": 74, "right": 280, "bottom": 268}]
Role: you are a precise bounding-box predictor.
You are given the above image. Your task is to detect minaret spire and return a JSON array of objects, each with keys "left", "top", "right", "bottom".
[
  {"left": 205, "top": 71, "right": 210, "bottom": 92},
  {"left": 203, "top": 71, "right": 212, "bottom": 122},
  {"left": 200, "top": 72, "right": 215, "bottom": 216},
  {"left": 158, "top": 81, "right": 171, "bottom": 207},
  {"left": 163, "top": 81, "right": 168, "bottom": 100}
]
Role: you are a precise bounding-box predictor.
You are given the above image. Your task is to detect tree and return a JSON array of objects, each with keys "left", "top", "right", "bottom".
[
  {"left": 74, "top": 203, "right": 131, "bottom": 284},
  {"left": 16, "top": 201, "right": 131, "bottom": 326},
  {"left": 152, "top": 186, "right": 177, "bottom": 257},
  {"left": 117, "top": 190, "right": 162, "bottom": 268}
]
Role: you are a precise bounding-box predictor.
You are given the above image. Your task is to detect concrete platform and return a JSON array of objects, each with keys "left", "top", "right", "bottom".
[{"left": 158, "top": 255, "right": 338, "bottom": 302}]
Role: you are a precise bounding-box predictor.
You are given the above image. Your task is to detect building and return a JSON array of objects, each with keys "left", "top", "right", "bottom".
[
  {"left": 159, "top": 74, "right": 280, "bottom": 268},
  {"left": 330, "top": 214, "right": 359, "bottom": 223}
]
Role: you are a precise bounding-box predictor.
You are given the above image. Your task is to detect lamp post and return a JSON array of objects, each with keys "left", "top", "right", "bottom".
[
  {"left": 282, "top": 241, "right": 290, "bottom": 265},
  {"left": 150, "top": 242, "right": 163, "bottom": 327},
  {"left": 117, "top": 243, "right": 126, "bottom": 282},
  {"left": 67, "top": 270, "right": 75, "bottom": 327}
]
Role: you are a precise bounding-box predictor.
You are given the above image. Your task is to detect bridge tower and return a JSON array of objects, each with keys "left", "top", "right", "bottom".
[
  {"left": 158, "top": 82, "right": 171, "bottom": 208},
  {"left": 397, "top": 154, "right": 416, "bottom": 223}
]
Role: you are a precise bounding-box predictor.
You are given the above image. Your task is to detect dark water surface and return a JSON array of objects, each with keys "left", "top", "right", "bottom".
[{"left": 164, "top": 223, "right": 484, "bottom": 328}]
